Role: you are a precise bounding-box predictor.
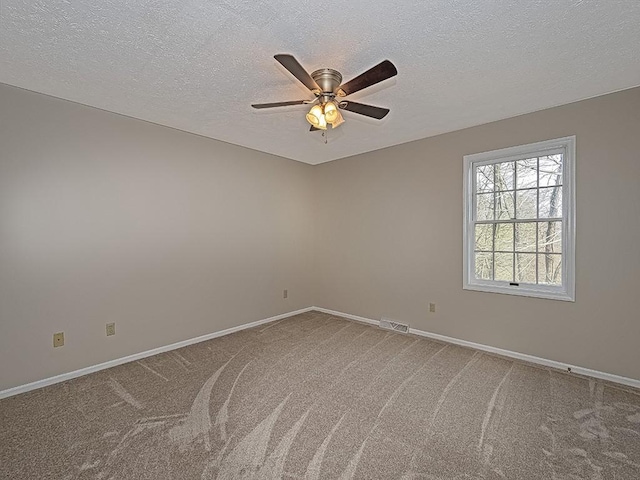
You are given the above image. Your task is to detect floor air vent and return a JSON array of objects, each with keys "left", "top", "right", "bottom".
[{"left": 380, "top": 318, "right": 409, "bottom": 334}]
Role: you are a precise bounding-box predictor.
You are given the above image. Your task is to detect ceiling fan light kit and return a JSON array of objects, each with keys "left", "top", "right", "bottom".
[
  {"left": 305, "top": 101, "right": 343, "bottom": 130},
  {"left": 252, "top": 54, "right": 397, "bottom": 134}
]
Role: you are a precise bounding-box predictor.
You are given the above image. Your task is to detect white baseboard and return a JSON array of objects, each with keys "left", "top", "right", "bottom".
[
  {"left": 4, "top": 305, "right": 638, "bottom": 399},
  {"left": 314, "top": 307, "right": 380, "bottom": 326},
  {"left": 0, "top": 307, "right": 314, "bottom": 400},
  {"left": 313, "top": 307, "right": 640, "bottom": 390}
]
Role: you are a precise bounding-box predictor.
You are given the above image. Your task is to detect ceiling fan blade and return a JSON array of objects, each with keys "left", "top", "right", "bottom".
[
  {"left": 274, "top": 54, "right": 320, "bottom": 92},
  {"left": 339, "top": 101, "right": 390, "bottom": 120},
  {"left": 336, "top": 60, "right": 397, "bottom": 96},
  {"left": 309, "top": 125, "right": 321, "bottom": 132},
  {"left": 251, "top": 100, "right": 308, "bottom": 109}
]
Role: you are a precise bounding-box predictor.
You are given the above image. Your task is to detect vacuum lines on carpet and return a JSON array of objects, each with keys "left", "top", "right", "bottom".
[{"left": 1, "top": 311, "right": 639, "bottom": 478}]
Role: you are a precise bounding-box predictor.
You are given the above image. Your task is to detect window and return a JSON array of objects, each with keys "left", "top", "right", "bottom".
[{"left": 463, "top": 136, "right": 575, "bottom": 301}]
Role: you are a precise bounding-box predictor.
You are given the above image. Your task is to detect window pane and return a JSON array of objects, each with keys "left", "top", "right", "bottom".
[
  {"left": 475, "top": 252, "right": 493, "bottom": 280},
  {"left": 476, "top": 193, "right": 494, "bottom": 220},
  {"left": 475, "top": 224, "right": 493, "bottom": 251},
  {"left": 538, "top": 253, "right": 562, "bottom": 285},
  {"left": 495, "top": 190, "right": 515, "bottom": 220},
  {"left": 539, "top": 155, "right": 563, "bottom": 187},
  {"left": 476, "top": 164, "right": 494, "bottom": 193},
  {"left": 494, "top": 253, "right": 514, "bottom": 282},
  {"left": 538, "top": 221, "right": 562, "bottom": 254},
  {"left": 494, "top": 223, "right": 514, "bottom": 252},
  {"left": 515, "top": 222, "right": 537, "bottom": 252},
  {"left": 495, "top": 162, "right": 515, "bottom": 191},
  {"left": 515, "top": 253, "right": 537, "bottom": 284},
  {"left": 515, "top": 188, "right": 537, "bottom": 219},
  {"left": 516, "top": 158, "right": 538, "bottom": 189},
  {"left": 539, "top": 186, "right": 562, "bottom": 218}
]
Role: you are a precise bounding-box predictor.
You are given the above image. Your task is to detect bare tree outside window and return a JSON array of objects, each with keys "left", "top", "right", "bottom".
[{"left": 473, "top": 154, "right": 563, "bottom": 285}]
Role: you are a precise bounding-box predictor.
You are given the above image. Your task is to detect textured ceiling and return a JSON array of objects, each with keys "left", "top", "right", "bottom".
[{"left": 1, "top": 1, "right": 639, "bottom": 165}]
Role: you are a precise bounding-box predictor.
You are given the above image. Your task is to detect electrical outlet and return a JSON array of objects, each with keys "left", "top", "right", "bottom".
[
  {"left": 283, "top": 289, "right": 288, "bottom": 299},
  {"left": 429, "top": 303, "right": 436, "bottom": 313},
  {"left": 106, "top": 323, "right": 116, "bottom": 336},
  {"left": 53, "top": 332, "right": 65, "bottom": 347}
]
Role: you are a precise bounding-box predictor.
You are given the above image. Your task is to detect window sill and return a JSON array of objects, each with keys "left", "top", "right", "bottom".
[{"left": 463, "top": 282, "right": 575, "bottom": 302}]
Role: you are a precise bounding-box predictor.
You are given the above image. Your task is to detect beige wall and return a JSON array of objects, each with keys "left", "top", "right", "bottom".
[
  {"left": 2, "top": 83, "right": 639, "bottom": 392},
  {"left": 314, "top": 87, "right": 640, "bottom": 380},
  {"left": 0, "top": 84, "right": 315, "bottom": 391}
]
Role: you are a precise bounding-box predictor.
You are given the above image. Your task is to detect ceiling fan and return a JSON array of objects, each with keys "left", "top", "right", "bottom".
[{"left": 252, "top": 54, "right": 397, "bottom": 131}]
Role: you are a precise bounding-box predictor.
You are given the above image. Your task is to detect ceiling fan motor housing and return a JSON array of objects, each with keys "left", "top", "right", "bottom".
[{"left": 311, "top": 68, "right": 342, "bottom": 97}]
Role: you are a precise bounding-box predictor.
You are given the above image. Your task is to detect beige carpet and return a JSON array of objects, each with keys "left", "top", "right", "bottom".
[{"left": 1, "top": 311, "right": 639, "bottom": 479}]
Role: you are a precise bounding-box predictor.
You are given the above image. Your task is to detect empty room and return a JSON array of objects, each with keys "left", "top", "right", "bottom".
[{"left": 1, "top": 1, "right": 639, "bottom": 479}]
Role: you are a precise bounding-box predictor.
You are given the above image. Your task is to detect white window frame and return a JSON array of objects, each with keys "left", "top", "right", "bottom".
[{"left": 463, "top": 136, "right": 576, "bottom": 301}]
